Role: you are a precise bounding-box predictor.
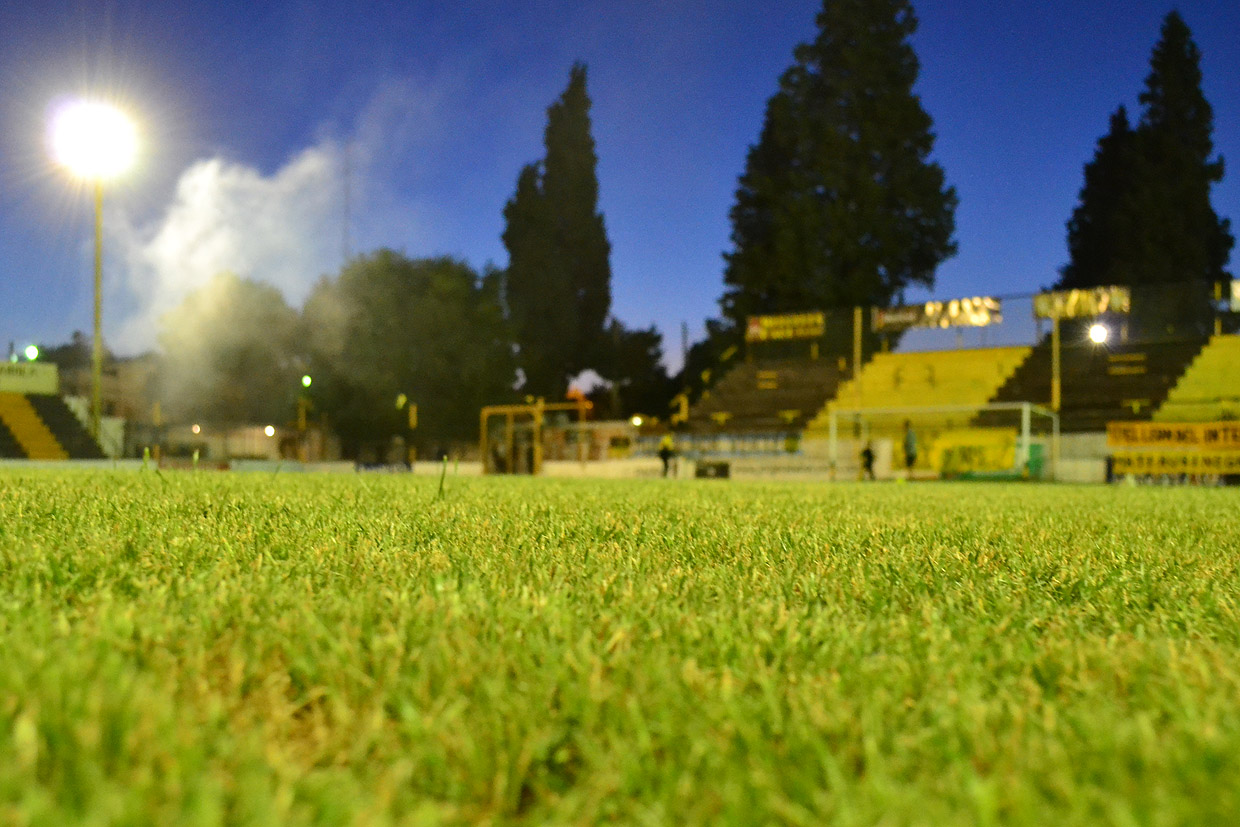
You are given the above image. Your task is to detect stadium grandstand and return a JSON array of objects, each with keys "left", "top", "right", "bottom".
[
  {"left": 677, "top": 280, "right": 1239, "bottom": 482},
  {"left": 0, "top": 361, "right": 107, "bottom": 460}
]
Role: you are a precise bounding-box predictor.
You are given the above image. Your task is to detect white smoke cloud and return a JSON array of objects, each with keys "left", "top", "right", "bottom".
[
  {"left": 110, "top": 143, "right": 344, "bottom": 352},
  {"left": 107, "top": 74, "right": 455, "bottom": 354}
]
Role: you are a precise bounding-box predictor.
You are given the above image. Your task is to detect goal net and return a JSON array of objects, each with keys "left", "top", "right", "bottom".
[{"left": 811, "top": 402, "right": 1059, "bottom": 481}]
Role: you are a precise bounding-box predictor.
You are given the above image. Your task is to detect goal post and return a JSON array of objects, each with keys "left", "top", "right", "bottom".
[{"left": 821, "top": 402, "right": 1059, "bottom": 481}]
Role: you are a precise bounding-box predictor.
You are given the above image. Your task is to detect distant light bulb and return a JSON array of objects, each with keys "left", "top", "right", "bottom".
[
  {"left": 630, "top": 415, "right": 643, "bottom": 428},
  {"left": 191, "top": 424, "right": 201, "bottom": 435},
  {"left": 24, "top": 345, "right": 38, "bottom": 361},
  {"left": 264, "top": 425, "right": 276, "bottom": 437},
  {"left": 1088, "top": 323, "right": 1109, "bottom": 344}
]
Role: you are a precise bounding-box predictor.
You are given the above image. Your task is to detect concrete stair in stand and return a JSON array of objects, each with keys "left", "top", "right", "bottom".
[{"left": 0, "top": 392, "right": 69, "bottom": 460}]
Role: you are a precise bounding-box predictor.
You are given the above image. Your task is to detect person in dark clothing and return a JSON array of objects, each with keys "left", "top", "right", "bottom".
[
  {"left": 860, "top": 442, "right": 875, "bottom": 480},
  {"left": 903, "top": 420, "right": 918, "bottom": 478},
  {"left": 658, "top": 434, "right": 676, "bottom": 478}
]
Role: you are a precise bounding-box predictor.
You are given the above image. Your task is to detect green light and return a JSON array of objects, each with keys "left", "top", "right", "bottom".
[
  {"left": 301, "top": 374, "right": 312, "bottom": 388},
  {"left": 24, "top": 345, "right": 39, "bottom": 361}
]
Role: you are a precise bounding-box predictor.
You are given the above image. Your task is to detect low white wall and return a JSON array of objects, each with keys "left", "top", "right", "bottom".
[
  {"left": 1053, "top": 432, "right": 1108, "bottom": 483},
  {"left": 543, "top": 458, "right": 666, "bottom": 478}
]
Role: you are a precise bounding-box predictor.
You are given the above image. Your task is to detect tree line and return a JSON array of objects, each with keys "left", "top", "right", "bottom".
[{"left": 39, "top": 2, "right": 1232, "bottom": 448}]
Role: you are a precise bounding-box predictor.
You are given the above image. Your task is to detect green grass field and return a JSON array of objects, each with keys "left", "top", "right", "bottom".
[{"left": 1, "top": 470, "right": 1238, "bottom": 825}]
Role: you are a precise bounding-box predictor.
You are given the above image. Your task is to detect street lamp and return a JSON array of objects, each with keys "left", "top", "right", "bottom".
[
  {"left": 50, "top": 99, "right": 138, "bottom": 439},
  {"left": 1088, "top": 323, "right": 1110, "bottom": 345}
]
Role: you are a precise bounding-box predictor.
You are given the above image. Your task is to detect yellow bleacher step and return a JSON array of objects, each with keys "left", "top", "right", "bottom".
[
  {"left": 1154, "top": 334, "right": 1240, "bottom": 422},
  {"left": 0, "top": 393, "right": 69, "bottom": 460},
  {"left": 804, "top": 346, "right": 1031, "bottom": 435}
]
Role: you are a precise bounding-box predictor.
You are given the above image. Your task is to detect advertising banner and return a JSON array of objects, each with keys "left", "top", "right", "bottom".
[
  {"left": 1106, "top": 421, "right": 1240, "bottom": 451},
  {"left": 872, "top": 296, "right": 1001, "bottom": 332},
  {"left": 1033, "top": 286, "right": 1131, "bottom": 320},
  {"left": 745, "top": 312, "right": 825, "bottom": 342},
  {"left": 929, "top": 428, "right": 1017, "bottom": 475},
  {"left": 0, "top": 362, "right": 58, "bottom": 394},
  {"left": 1112, "top": 452, "right": 1240, "bottom": 475}
]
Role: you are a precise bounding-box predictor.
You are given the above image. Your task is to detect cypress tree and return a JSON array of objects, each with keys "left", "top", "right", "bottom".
[
  {"left": 721, "top": 0, "right": 957, "bottom": 350},
  {"left": 1059, "top": 107, "right": 1140, "bottom": 289},
  {"left": 503, "top": 63, "right": 613, "bottom": 398},
  {"left": 1128, "top": 10, "right": 1232, "bottom": 285},
  {"left": 1060, "top": 11, "right": 1233, "bottom": 290}
]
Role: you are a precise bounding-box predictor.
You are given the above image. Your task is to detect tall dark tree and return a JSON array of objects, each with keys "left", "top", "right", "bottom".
[
  {"left": 591, "top": 321, "right": 675, "bottom": 420},
  {"left": 1060, "top": 11, "right": 1232, "bottom": 290},
  {"left": 503, "top": 63, "right": 612, "bottom": 398},
  {"left": 303, "top": 252, "right": 515, "bottom": 457},
  {"left": 721, "top": 0, "right": 957, "bottom": 356},
  {"left": 1059, "top": 107, "right": 1140, "bottom": 290},
  {"left": 1129, "top": 10, "right": 1233, "bottom": 285}
]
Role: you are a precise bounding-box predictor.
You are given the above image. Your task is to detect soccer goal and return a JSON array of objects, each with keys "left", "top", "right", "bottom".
[{"left": 818, "top": 402, "right": 1059, "bottom": 481}]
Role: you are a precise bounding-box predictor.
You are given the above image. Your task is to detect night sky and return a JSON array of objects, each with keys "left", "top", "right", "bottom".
[{"left": 2, "top": 1, "right": 1238, "bottom": 370}]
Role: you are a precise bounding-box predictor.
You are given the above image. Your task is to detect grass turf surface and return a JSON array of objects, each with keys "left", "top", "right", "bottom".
[{"left": 1, "top": 470, "right": 1238, "bottom": 825}]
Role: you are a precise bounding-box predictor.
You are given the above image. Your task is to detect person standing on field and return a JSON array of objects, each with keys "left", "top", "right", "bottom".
[
  {"left": 903, "top": 420, "right": 918, "bottom": 478},
  {"left": 658, "top": 433, "right": 676, "bottom": 478}
]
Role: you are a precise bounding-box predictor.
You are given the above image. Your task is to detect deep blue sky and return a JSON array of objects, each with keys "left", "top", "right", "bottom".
[{"left": 1, "top": 1, "right": 1238, "bottom": 369}]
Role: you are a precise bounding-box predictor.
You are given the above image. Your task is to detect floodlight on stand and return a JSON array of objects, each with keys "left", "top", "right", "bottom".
[
  {"left": 50, "top": 101, "right": 138, "bottom": 181},
  {"left": 49, "top": 98, "right": 139, "bottom": 442},
  {"left": 1088, "top": 323, "right": 1110, "bottom": 344}
]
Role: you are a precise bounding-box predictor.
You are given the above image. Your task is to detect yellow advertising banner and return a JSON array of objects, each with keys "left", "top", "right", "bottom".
[
  {"left": 872, "top": 296, "right": 1001, "bottom": 332},
  {"left": 1107, "top": 421, "right": 1240, "bottom": 451},
  {"left": 0, "top": 362, "right": 58, "bottom": 394},
  {"left": 1034, "top": 285, "right": 1131, "bottom": 319},
  {"left": 745, "top": 312, "right": 825, "bottom": 342},
  {"left": 930, "top": 428, "right": 1017, "bottom": 475},
  {"left": 1112, "top": 451, "right": 1240, "bottom": 475}
]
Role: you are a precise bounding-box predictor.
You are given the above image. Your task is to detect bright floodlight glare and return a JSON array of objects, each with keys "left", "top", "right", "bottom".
[
  {"left": 24, "top": 345, "right": 39, "bottom": 361},
  {"left": 302, "top": 374, "right": 313, "bottom": 388},
  {"left": 191, "top": 424, "right": 201, "bottom": 435},
  {"left": 1088, "top": 323, "right": 1110, "bottom": 344},
  {"left": 51, "top": 100, "right": 138, "bottom": 180},
  {"left": 630, "top": 415, "right": 643, "bottom": 428},
  {"left": 264, "top": 425, "right": 276, "bottom": 437}
]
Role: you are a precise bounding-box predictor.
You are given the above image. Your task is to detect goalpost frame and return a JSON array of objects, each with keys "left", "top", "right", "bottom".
[
  {"left": 479, "top": 398, "right": 593, "bottom": 475},
  {"left": 826, "top": 402, "right": 1059, "bottom": 481}
]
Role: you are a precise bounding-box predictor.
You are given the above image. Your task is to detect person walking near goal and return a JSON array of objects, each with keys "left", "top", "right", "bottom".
[{"left": 903, "top": 420, "right": 918, "bottom": 479}]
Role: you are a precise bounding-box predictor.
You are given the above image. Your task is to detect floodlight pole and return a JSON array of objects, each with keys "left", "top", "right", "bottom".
[
  {"left": 1050, "top": 315, "right": 1061, "bottom": 414},
  {"left": 91, "top": 181, "right": 104, "bottom": 440}
]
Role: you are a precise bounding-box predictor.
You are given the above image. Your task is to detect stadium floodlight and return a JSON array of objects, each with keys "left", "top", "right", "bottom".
[
  {"left": 50, "top": 98, "right": 138, "bottom": 442},
  {"left": 51, "top": 101, "right": 138, "bottom": 181},
  {"left": 1088, "top": 323, "right": 1110, "bottom": 344},
  {"left": 24, "top": 344, "right": 39, "bottom": 361},
  {"left": 264, "top": 425, "right": 276, "bottom": 437}
]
